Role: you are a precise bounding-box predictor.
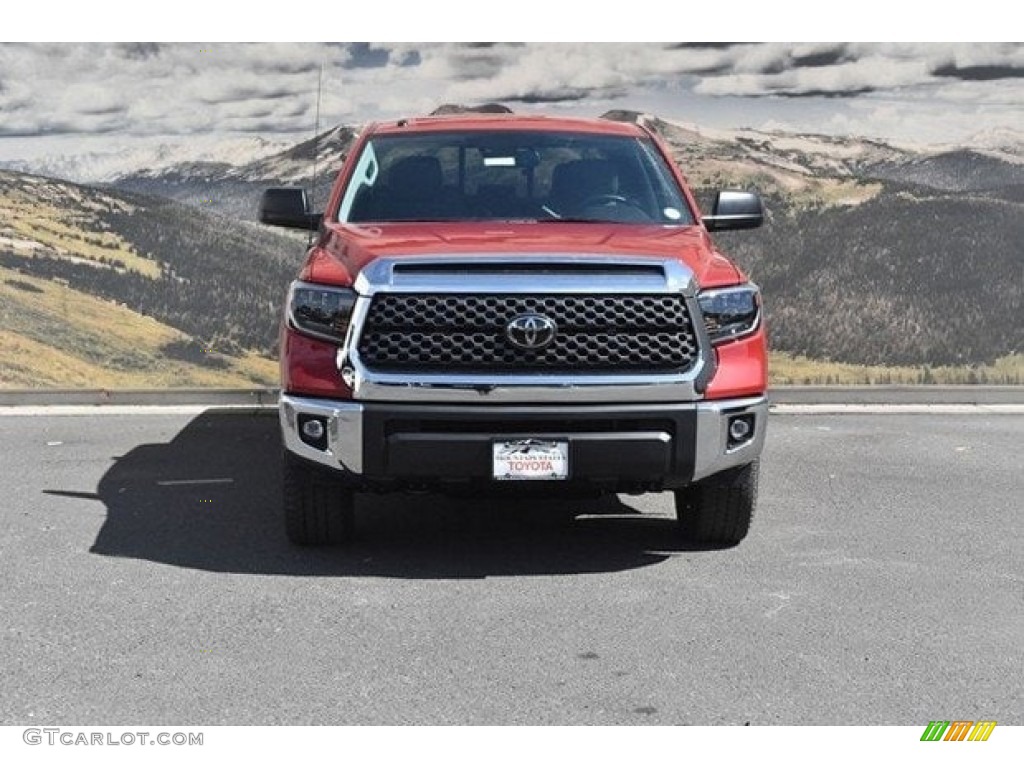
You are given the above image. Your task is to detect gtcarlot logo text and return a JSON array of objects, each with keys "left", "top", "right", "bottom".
[{"left": 23, "top": 728, "right": 203, "bottom": 746}]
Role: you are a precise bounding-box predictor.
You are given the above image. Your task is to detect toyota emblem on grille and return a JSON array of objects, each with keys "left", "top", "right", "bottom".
[{"left": 506, "top": 313, "right": 558, "bottom": 350}]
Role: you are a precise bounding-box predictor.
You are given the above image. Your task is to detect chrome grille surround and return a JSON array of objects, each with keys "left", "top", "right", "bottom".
[
  {"left": 358, "top": 293, "right": 699, "bottom": 373},
  {"left": 337, "top": 255, "right": 714, "bottom": 404}
]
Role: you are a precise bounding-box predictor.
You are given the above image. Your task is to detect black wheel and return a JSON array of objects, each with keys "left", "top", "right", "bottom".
[
  {"left": 675, "top": 461, "right": 759, "bottom": 547},
  {"left": 282, "top": 453, "right": 355, "bottom": 546}
]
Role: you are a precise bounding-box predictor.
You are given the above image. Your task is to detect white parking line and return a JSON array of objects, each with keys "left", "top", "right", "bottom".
[
  {"left": 0, "top": 404, "right": 1021, "bottom": 417},
  {"left": 156, "top": 478, "right": 235, "bottom": 486},
  {"left": 0, "top": 405, "right": 273, "bottom": 416},
  {"left": 771, "top": 404, "right": 1024, "bottom": 415}
]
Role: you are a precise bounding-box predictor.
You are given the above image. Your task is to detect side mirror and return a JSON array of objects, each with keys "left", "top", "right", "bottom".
[
  {"left": 702, "top": 190, "right": 764, "bottom": 232},
  {"left": 258, "top": 187, "right": 322, "bottom": 230}
]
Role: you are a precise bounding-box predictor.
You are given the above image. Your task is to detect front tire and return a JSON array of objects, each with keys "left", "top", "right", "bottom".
[
  {"left": 675, "top": 461, "right": 759, "bottom": 547},
  {"left": 283, "top": 454, "right": 355, "bottom": 546}
]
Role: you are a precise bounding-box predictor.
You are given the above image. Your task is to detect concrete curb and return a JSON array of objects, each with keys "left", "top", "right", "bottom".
[
  {"left": 4, "top": 403, "right": 1021, "bottom": 417},
  {"left": 0, "top": 386, "right": 1020, "bottom": 407},
  {"left": 772, "top": 404, "right": 1024, "bottom": 415},
  {"left": 0, "top": 388, "right": 279, "bottom": 407},
  {"left": 768, "top": 386, "right": 1024, "bottom": 405}
]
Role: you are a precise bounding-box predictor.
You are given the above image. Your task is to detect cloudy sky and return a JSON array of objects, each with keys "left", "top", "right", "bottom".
[{"left": 0, "top": 42, "right": 1021, "bottom": 160}]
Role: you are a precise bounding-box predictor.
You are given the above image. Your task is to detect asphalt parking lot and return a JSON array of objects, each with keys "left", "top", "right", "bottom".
[{"left": 1, "top": 409, "right": 1021, "bottom": 724}]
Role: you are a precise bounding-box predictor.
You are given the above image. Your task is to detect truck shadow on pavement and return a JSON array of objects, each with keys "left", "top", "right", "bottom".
[{"left": 53, "top": 409, "right": 721, "bottom": 578}]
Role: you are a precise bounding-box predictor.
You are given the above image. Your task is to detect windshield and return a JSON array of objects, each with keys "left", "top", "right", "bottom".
[{"left": 336, "top": 130, "right": 693, "bottom": 225}]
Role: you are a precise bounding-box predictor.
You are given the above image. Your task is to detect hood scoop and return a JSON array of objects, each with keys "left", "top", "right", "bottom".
[
  {"left": 391, "top": 260, "right": 665, "bottom": 277},
  {"left": 355, "top": 255, "right": 697, "bottom": 296}
]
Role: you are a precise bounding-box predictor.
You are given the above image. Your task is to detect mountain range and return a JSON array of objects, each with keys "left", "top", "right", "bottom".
[
  {"left": 0, "top": 170, "right": 303, "bottom": 387},
  {"left": 112, "top": 125, "right": 357, "bottom": 220},
  {"left": 0, "top": 135, "right": 292, "bottom": 185},
  {"left": 1, "top": 108, "right": 1021, "bottom": 386}
]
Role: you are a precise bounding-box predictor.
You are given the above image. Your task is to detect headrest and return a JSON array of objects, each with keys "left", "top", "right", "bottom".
[{"left": 387, "top": 155, "right": 443, "bottom": 192}]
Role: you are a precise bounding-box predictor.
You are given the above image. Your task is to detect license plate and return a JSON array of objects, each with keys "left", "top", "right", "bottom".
[{"left": 492, "top": 439, "right": 569, "bottom": 481}]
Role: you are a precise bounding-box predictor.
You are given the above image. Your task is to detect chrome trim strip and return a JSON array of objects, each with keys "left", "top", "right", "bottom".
[
  {"left": 692, "top": 396, "right": 768, "bottom": 481},
  {"left": 343, "top": 374, "right": 707, "bottom": 404},
  {"left": 341, "top": 254, "right": 710, "bottom": 404}
]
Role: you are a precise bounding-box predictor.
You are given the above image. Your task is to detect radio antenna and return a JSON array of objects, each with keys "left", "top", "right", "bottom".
[{"left": 308, "top": 61, "right": 324, "bottom": 247}]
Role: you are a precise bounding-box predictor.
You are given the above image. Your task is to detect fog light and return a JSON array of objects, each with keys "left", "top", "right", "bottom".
[
  {"left": 728, "top": 415, "right": 754, "bottom": 447},
  {"left": 302, "top": 419, "right": 324, "bottom": 440},
  {"left": 297, "top": 415, "right": 328, "bottom": 450}
]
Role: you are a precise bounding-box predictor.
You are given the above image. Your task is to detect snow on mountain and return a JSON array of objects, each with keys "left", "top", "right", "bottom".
[
  {"left": 12, "top": 109, "right": 1013, "bottom": 225},
  {"left": 232, "top": 124, "right": 360, "bottom": 186},
  {"left": 960, "top": 127, "right": 1024, "bottom": 164},
  {"left": 627, "top": 113, "right": 911, "bottom": 175},
  {"left": 602, "top": 112, "right": 1022, "bottom": 203},
  {"left": 1, "top": 136, "right": 293, "bottom": 184},
  {"left": 109, "top": 124, "right": 362, "bottom": 220}
]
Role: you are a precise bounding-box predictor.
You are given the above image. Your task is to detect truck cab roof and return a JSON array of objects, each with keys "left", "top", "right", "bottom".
[{"left": 369, "top": 113, "right": 650, "bottom": 137}]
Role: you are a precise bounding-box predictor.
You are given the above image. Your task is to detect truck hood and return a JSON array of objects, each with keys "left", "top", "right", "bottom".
[{"left": 303, "top": 221, "right": 743, "bottom": 289}]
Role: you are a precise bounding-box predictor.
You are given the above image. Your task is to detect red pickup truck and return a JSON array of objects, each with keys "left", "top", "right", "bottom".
[{"left": 259, "top": 113, "right": 767, "bottom": 547}]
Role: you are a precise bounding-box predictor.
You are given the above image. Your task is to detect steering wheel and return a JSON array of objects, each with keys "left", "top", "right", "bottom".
[
  {"left": 578, "top": 193, "right": 652, "bottom": 219},
  {"left": 581, "top": 193, "right": 629, "bottom": 206}
]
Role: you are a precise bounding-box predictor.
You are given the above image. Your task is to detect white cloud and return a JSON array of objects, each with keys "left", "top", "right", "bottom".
[{"left": 0, "top": 42, "right": 1020, "bottom": 152}]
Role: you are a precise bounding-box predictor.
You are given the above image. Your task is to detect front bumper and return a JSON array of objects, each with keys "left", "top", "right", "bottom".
[{"left": 280, "top": 393, "right": 767, "bottom": 492}]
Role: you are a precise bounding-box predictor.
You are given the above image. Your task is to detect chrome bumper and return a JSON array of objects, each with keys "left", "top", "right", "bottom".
[
  {"left": 280, "top": 395, "right": 365, "bottom": 474},
  {"left": 280, "top": 393, "right": 766, "bottom": 485},
  {"left": 691, "top": 396, "right": 768, "bottom": 480}
]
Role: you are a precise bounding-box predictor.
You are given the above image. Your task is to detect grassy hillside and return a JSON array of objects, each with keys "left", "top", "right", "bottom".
[
  {"left": 770, "top": 351, "right": 1023, "bottom": 386},
  {"left": 0, "top": 170, "right": 298, "bottom": 388},
  {"left": 0, "top": 265, "right": 276, "bottom": 387},
  {"left": 1, "top": 176, "right": 161, "bottom": 278},
  {"left": 715, "top": 188, "right": 1023, "bottom": 367}
]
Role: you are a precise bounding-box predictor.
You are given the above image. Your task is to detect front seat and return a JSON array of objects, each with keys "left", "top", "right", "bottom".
[{"left": 381, "top": 155, "right": 447, "bottom": 220}]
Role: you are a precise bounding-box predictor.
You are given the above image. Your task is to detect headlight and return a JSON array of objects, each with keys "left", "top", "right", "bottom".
[
  {"left": 287, "top": 280, "right": 357, "bottom": 343},
  {"left": 697, "top": 283, "right": 761, "bottom": 344}
]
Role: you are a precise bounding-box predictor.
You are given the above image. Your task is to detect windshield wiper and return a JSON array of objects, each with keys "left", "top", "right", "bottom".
[
  {"left": 535, "top": 205, "right": 619, "bottom": 224},
  {"left": 533, "top": 217, "right": 619, "bottom": 224}
]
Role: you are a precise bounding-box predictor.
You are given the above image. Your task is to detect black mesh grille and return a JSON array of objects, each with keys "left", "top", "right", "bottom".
[{"left": 357, "top": 294, "right": 699, "bottom": 373}]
